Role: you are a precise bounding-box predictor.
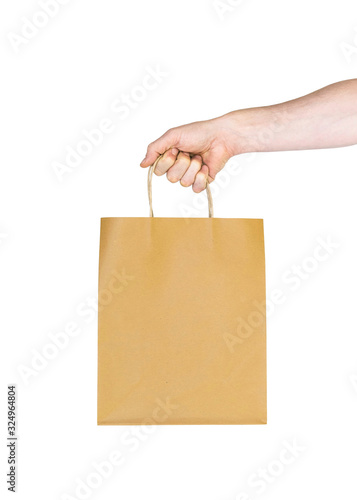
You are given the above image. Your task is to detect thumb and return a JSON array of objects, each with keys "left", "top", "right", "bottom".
[
  {"left": 202, "top": 147, "right": 231, "bottom": 179},
  {"left": 140, "top": 129, "right": 179, "bottom": 168}
]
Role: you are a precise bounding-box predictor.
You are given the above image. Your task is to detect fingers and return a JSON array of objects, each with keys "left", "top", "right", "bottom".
[
  {"left": 140, "top": 128, "right": 211, "bottom": 192},
  {"left": 153, "top": 148, "right": 179, "bottom": 176},
  {"left": 193, "top": 164, "right": 209, "bottom": 193},
  {"left": 140, "top": 128, "right": 178, "bottom": 168},
  {"left": 180, "top": 155, "right": 202, "bottom": 187},
  {"left": 152, "top": 152, "right": 209, "bottom": 192},
  {"left": 166, "top": 152, "right": 191, "bottom": 183}
]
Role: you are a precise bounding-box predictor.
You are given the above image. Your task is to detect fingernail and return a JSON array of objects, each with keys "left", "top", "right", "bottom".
[{"left": 141, "top": 156, "right": 147, "bottom": 164}]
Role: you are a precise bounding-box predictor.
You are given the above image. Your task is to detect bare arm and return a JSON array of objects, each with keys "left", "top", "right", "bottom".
[{"left": 140, "top": 79, "right": 357, "bottom": 192}]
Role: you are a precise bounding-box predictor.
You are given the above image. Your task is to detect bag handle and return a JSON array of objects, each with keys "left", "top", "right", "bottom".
[{"left": 148, "top": 155, "right": 214, "bottom": 218}]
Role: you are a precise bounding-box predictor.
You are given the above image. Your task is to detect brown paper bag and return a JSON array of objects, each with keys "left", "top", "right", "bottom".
[{"left": 98, "top": 159, "right": 266, "bottom": 425}]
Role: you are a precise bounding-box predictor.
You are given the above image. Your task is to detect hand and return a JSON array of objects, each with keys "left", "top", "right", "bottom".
[
  {"left": 140, "top": 80, "right": 357, "bottom": 193},
  {"left": 140, "top": 116, "right": 241, "bottom": 193}
]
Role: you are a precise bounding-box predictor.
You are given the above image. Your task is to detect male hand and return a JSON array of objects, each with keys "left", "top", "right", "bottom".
[{"left": 140, "top": 117, "right": 239, "bottom": 193}]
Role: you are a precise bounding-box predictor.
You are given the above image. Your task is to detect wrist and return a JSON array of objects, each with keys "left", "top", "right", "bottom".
[{"left": 214, "top": 107, "right": 276, "bottom": 155}]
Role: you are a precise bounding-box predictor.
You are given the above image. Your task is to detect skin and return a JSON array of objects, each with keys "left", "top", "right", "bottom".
[{"left": 140, "top": 79, "right": 357, "bottom": 193}]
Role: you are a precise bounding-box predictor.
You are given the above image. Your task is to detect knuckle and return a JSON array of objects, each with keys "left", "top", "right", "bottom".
[{"left": 163, "top": 128, "right": 174, "bottom": 139}]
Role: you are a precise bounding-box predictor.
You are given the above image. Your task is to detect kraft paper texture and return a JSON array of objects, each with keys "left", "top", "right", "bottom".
[{"left": 98, "top": 217, "right": 266, "bottom": 425}]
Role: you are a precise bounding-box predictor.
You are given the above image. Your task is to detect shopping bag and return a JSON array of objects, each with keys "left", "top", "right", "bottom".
[{"left": 98, "top": 157, "right": 266, "bottom": 425}]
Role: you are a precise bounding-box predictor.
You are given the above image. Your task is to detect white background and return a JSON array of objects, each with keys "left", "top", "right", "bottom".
[{"left": 1, "top": 0, "right": 357, "bottom": 498}]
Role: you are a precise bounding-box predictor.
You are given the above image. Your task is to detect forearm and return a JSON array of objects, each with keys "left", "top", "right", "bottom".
[
  {"left": 219, "top": 79, "right": 357, "bottom": 154},
  {"left": 141, "top": 79, "right": 357, "bottom": 192}
]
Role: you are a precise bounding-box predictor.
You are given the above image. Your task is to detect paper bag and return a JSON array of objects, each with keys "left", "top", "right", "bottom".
[{"left": 98, "top": 159, "right": 266, "bottom": 425}]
